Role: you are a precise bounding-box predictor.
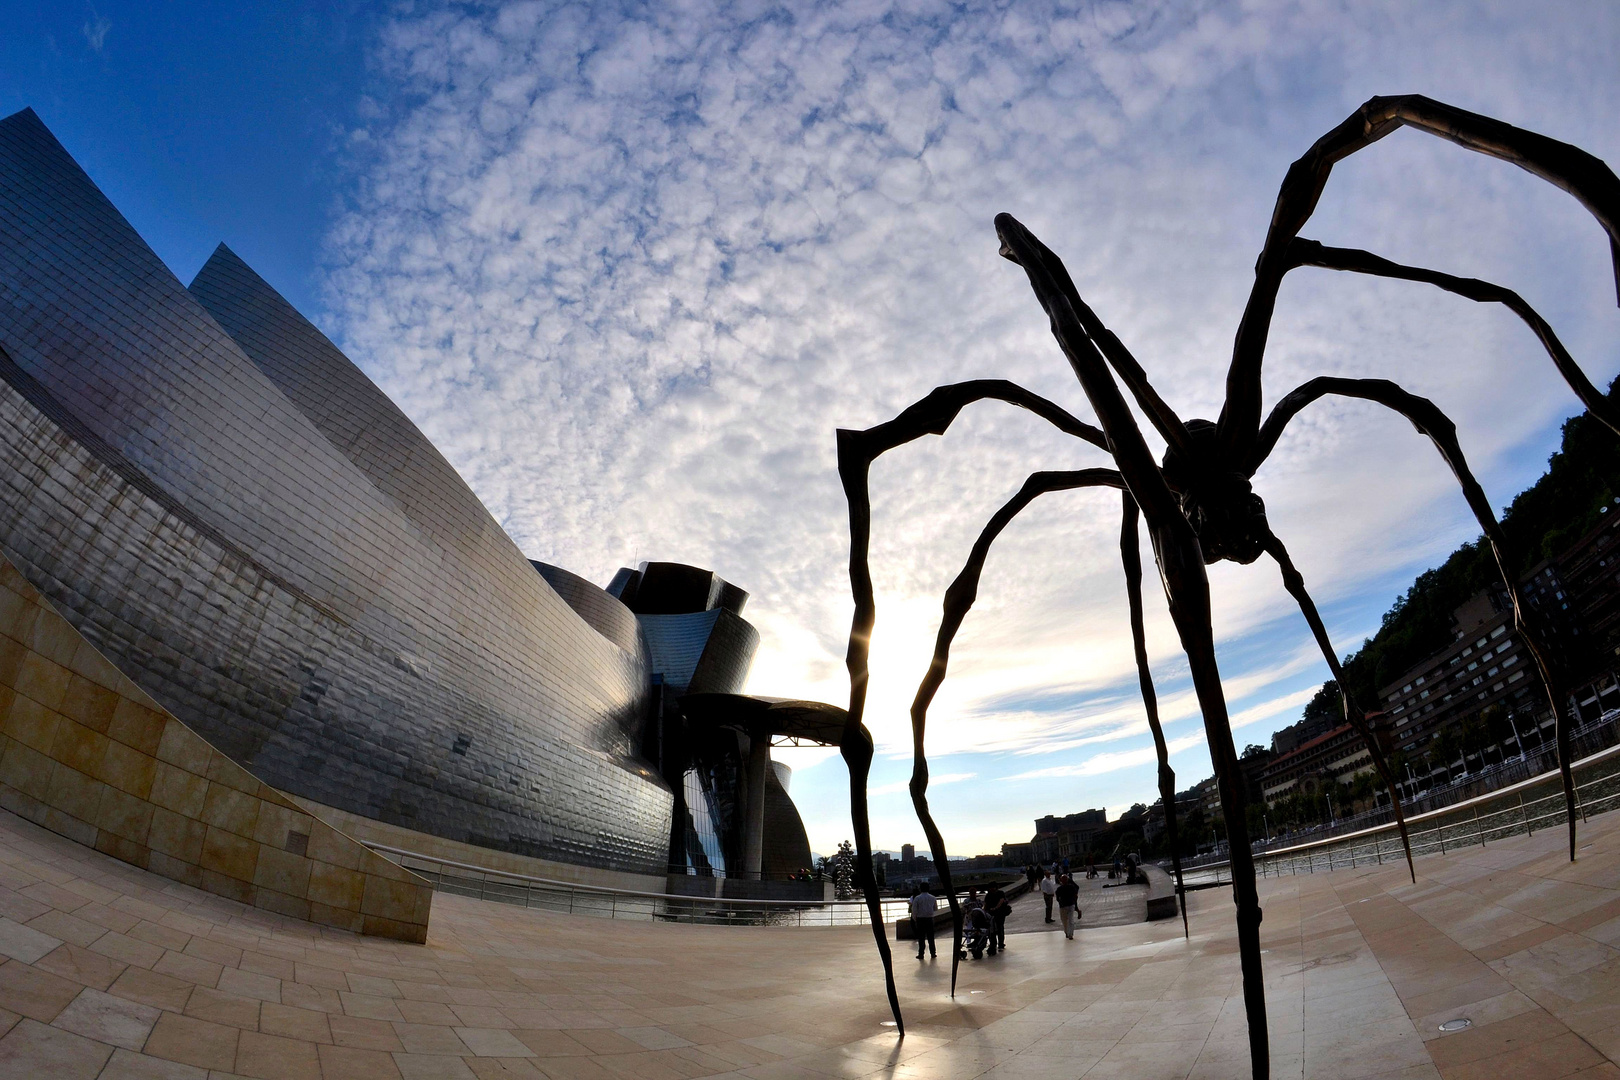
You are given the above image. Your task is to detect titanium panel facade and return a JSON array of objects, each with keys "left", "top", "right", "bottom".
[{"left": 0, "top": 109, "right": 671, "bottom": 873}]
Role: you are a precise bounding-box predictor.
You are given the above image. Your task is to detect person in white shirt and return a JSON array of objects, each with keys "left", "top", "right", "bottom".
[
  {"left": 909, "top": 887, "right": 938, "bottom": 959},
  {"left": 1039, "top": 870, "right": 1057, "bottom": 923}
]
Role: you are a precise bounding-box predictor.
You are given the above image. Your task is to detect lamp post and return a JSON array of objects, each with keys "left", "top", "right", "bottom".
[{"left": 1506, "top": 709, "right": 1527, "bottom": 762}]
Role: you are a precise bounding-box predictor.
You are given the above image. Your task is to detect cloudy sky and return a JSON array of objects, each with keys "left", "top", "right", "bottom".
[{"left": 5, "top": 1, "right": 1618, "bottom": 857}]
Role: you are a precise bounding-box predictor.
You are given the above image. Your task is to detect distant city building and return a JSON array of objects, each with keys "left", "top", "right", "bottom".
[
  {"left": 1545, "top": 507, "right": 1620, "bottom": 718},
  {"left": 1001, "top": 841, "right": 1033, "bottom": 865},
  {"left": 901, "top": 843, "right": 915, "bottom": 864},
  {"left": 1029, "top": 809, "right": 1109, "bottom": 862},
  {"left": 1257, "top": 718, "right": 1385, "bottom": 803},
  {"left": 1379, "top": 593, "right": 1546, "bottom": 762},
  {"left": 1271, "top": 712, "right": 1338, "bottom": 756}
]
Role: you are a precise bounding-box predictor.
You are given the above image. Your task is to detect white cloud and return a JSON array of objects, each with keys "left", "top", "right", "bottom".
[
  {"left": 81, "top": 11, "right": 110, "bottom": 53},
  {"left": 326, "top": 0, "right": 1620, "bottom": 851},
  {"left": 1007, "top": 732, "right": 1207, "bottom": 781},
  {"left": 869, "top": 772, "right": 976, "bottom": 797}
]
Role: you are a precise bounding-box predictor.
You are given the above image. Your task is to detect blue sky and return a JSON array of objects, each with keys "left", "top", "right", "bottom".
[
  {"left": 4, "top": 1, "right": 1618, "bottom": 858},
  {"left": 0, "top": 1, "right": 374, "bottom": 317}
]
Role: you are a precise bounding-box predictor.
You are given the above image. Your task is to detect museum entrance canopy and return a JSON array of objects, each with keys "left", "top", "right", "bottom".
[{"left": 679, "top": 693, "right": 848, "bottom": 747}]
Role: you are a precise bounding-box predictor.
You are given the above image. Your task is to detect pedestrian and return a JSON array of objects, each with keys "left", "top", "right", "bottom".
[
  {"left": 909, "top": 885, "right": 937, "bottom": 960},
  {"left": 1039, "top": 868, "right": 1057, "bottom": 923},
  {"left": 984, "top": 884, "right": 1011, "bottom": 954},
  {"left": 1056, "top": 873, "right": 1081, "bottom": 940}
]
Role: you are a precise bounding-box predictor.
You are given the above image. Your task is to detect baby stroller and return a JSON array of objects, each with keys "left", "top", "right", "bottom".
[{"left": 959, "top": 908, "right": 994, "bottom": 960}]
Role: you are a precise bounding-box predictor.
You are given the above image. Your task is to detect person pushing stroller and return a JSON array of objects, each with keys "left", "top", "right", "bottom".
[{"left": 959, "top": 903, "right": 994, "bottom": 960}]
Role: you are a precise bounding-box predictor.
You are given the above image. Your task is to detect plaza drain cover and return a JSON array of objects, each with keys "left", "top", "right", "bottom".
[{"left": 1438, "top": 1018, "right": 1473, "bottom": 1033}]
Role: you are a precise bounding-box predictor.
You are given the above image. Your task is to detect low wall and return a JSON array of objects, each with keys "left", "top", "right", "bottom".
[
  {"left": 896, "top": 875, "right": 1031, "bottom": 940},
  {"left": 1141, "top": 863, "right": 1180, "bottom": 921},
  {"left": 721, "top": 878, "right": 835, "bottom": 901},
  {"left": 306, "top": 798, "right": 667, "bottom": 893},
  {"left": 0, "top": 553, "right": 432, "bottom": 942},
  {"left": 662, "top": 875, "right": 835, "bottom": 901}
]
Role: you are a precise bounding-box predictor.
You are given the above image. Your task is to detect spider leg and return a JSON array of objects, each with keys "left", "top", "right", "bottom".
[
  {"left": 997, "top": 213, "right": 1270, "bottom": 1080},
  {"left": 837, "top": 381, "right": 1112, "bottom": 1033},
  {"left": 905, "top": 469, "right": 1125, "bottom": 995},
  {"left": 1219, "top": 94, "right": 1620, "bottom": 463},
  {"left": 1262, "top": 531, "right": 1417, "bottom": 883},
  {"left": 1121, "top": 491, "right": 1191, "bottom": 937},
  {"left": 1274, "top": 239, "right": 1618, "bottom": 442},
  {"left": 1254, "top": 377, "right": 1580, "bottom": 862}
]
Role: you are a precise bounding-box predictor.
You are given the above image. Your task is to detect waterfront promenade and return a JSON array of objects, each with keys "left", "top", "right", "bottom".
[{"left": 0, "top": 806, "right": 1614, "bottom": 1079}]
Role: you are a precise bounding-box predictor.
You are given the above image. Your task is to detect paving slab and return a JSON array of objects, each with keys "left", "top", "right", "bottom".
[{"left": 0, "top": 806, "right": 1612, "bottom": 1078}]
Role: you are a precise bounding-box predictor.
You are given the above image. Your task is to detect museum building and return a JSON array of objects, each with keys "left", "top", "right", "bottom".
[{"left": 0, "top": 107, "right": 820, "bottom": 908}]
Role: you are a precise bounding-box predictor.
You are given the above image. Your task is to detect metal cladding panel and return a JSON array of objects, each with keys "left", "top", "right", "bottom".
[
  {"left": 640, "top": 611, "right": 723, "bottom": 691},
  {"left": 188, "top": 244, "right": 499, "bottom": 564},
  {"left": 632, "top": 562, "right": 719, "bottom": 614},
  {"left": 689, "top": 609, "right": 760, "bottom": 695},
  {"left": 762, "top": 766, "right": 812, "bottom": 879},
  {"left": 0, "top": 108, "right": 670, "bottom": 873},
  {"left": 530, "top": 561, "right": 645, "bottom": 663}
]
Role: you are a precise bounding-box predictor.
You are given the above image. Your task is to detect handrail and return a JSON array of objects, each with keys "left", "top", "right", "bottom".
[{"left": 1181, "top": 743, "right": 1620, "bottom": 880}]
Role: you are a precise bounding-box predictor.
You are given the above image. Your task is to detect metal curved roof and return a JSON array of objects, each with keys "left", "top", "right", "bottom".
[{"left": 678, "top": 693, "right": 851, "bottom": 747}]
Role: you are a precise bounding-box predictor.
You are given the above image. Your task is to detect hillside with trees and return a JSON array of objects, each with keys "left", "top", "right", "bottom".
[{"left": 1306, "top": 373, "right": 1620, "bottom": 715}]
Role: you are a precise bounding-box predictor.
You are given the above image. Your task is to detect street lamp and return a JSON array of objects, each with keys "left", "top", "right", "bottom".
[{"left": 1506, "top": 709, "right": 1527, "bottom": 762}]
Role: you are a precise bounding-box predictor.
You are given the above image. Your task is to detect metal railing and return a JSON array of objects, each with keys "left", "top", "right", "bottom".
[
  {"left": 363, "top": 843, "right": 914, "bottom": 927},
  {"left": 1200, "top": 709, "right": 1620, "bottom": 860},
  {"left": 1181, "top": 742, "right": 1620, "bottom": 887}
]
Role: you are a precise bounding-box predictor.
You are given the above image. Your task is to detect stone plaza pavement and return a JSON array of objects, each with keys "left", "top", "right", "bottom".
[{"left": 0, "top": 806, "right": 1615, "bottom": 1079}]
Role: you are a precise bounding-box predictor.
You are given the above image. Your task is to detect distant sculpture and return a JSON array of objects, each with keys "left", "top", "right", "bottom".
[{"left": 837, "top": 95, "right": 1620, "bottom": 1079}]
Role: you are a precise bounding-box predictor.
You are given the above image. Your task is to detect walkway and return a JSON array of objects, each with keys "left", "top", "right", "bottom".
[
  {"left": 0, "top": 804, "right": 1614, "bottom": 1078},
  {"left": 1002, "top": 874, "right": 1150, "bottom": 935}
]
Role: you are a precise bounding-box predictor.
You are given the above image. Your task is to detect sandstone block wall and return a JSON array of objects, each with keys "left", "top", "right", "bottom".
[{"left": 0, "top": 553, "right": 432, "bottom": 942}]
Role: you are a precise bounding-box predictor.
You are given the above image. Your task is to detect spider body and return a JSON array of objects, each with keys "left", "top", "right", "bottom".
[
  {"left": 1159, "top": 418, "right": 1270, "bottom": 566},
  {"left": 837, "top": 95, "right": 1619, "bottom": 1080}
]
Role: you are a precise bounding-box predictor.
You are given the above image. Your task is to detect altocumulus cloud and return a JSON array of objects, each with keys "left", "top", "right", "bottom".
[{"left": 326, "top": 0, "right": 1620, "bottom": 850}]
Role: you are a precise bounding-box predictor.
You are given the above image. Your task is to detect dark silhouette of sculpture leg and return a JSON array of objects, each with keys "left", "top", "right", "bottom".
[
  {"left": 833, "top": 95, "right": 1616, "bottom": 1076},
  {"left": 1256, "top": 377, "right": 1579, "bottom": 861},
  {"left": 1221, "top": 94, "right": 1620, "bottom": 465},
  {"left": 995, "top": 212, "right": 1270, "bottom": 1080},
  {"left": 1120, "top": 492, "right": 1191, "bottom": 936},
  {"left": 838, "top": 387, "right": 1108, "bottom": 1031},
  {"left": 1279, "top": 241, "right": 1619, "bottom": 439},
  {"left": 908, "top": 469, "right": 1124, "bottom": 993},
  {"left": 1220, "top": 97, "right": 1620, "bottom": 865},
  {"left": 1262, "top": 532, "right": 1416, "bottom": 881}
]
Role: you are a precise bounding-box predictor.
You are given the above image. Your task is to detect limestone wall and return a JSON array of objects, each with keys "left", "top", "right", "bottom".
[{"left": 0, "top": 553, "right": 432, "bottom": 942}]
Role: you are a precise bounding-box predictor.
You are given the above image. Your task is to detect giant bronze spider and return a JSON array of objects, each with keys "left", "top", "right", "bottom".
[{"left": 833, "top": 96, "right": 1620, "bottom": 1078}]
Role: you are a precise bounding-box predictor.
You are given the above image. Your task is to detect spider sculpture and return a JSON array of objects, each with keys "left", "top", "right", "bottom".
[{"left": 835, "top": 95, "right": 1620, "bottom": 1078}]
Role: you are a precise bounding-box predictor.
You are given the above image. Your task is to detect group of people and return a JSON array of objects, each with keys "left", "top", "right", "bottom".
[
  {"left": 907, "top": 863, "right": 1087, "bottom": 960},
  {"left": 1035, "top": 866, "right": 1083, "bottom": 939},
  {"left": 905, "top": 883, "right": 1012, "bottom": 960}
]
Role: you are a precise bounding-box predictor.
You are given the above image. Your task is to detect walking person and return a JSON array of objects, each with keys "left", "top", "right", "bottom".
[
  {"left": 1039, "top": 869, "right": 1057, "bottom": 923},
  {"left": 909, "top": 885, "right": 937, "bottom": 960},
  {"left": 1056, "top": 873, "right": 1081, "bottom": 940},
  {"left": 984, "top": 884, "right": 1011, "bottom": 954}
]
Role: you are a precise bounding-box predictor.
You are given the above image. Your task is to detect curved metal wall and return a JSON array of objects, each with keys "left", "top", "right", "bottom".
[
  {"left": 0, "top": 109, "right": 671, "bottom": 874},
  {"left": 529, "top": 561, "right": 646, "bottom": 663}
]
